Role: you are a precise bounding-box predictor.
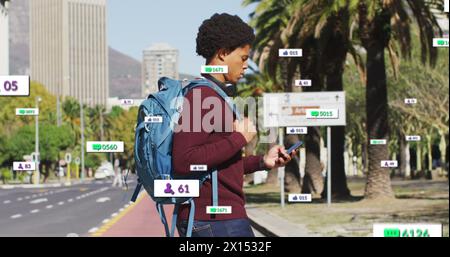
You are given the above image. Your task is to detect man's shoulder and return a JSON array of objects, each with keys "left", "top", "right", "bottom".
[{"left": 185, "top": 85, "right": 222, "bottom": 99}]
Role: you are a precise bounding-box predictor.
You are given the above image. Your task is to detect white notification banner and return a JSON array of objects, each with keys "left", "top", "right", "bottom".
[
  {"left": 433, "top": 38, "right": 449, "bottom": 48},
  {"left": 190, "top": 165, "right": 208, "bottom": 171},
  {"left": 13, "top": 162, "right": 36, "bottom": 171},
  {"left": 370, "top": 139, "right": 387, "bottom": 145},
  {"left": 306, "top": 109, "right": 339, "bottom": 119},
  {"left": 286, "top": 127, "right": 308, "bottom": 134},
  {"left": 16, "top": 108, "right": 39, "bottom": 116},
  {"left": 288, "top": 194, "right": 312, "bottom": 202},
  {"left": 406, "top": 135, "right": 421, "bottom": 141},
  {"left": 86, "top": 141, "right": 124, "bottom": 153},
  {"left": 373, "top": 223, "right": 442, "bottom": 237},
  {"left": 381, "top": 160, "right": 398, "bottom": 168},
  {"left": 120, "top": 99, "right": 134, "bottom": 105},
  {"left": 201, "top": 65, "right": 228, "bottom": 74},
  {"left": 154, "top": 180, "right": 199, "bottom": 197},
  {"left": 144, "top": 116, "right": 163, "bottom": 123},
  {"left": 445, "top": 0, "right": 449, "bottom": 12},
  {"left": 263, "top": 91, "right": 346, "bottom": 127},
  {"left": 294, "top": 80, "right": 312, "bottom": 87},
  {"left": 279, "top": 49, "right": 303, "bottom": 57},
  {"left": 206, "top": 206, "right": 232, "bottom": 214},
  {"left": 0, "top": 76, "right": 30, "bottom": 96},
  {"left": 404, "top": 98, "right": 417, "bottom": 104}
]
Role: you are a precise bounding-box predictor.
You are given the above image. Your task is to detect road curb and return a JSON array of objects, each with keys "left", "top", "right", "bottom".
[{"left": 246, "top": 206, "right": 320, "bottom": 237}]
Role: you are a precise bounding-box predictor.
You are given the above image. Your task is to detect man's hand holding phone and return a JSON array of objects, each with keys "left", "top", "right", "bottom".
[{"left": 263, "top": 145, "right": 298, "bottom": 169}]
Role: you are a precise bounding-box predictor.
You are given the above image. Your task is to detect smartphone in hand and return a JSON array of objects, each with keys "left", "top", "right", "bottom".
[{"left": 279, "top": 141, "right": 303, "bottom": 159}]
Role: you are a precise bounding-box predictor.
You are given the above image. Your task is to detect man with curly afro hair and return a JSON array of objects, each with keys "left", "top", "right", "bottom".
[{"left": 172, "top": 13, "right": 295, "bottom": 237}]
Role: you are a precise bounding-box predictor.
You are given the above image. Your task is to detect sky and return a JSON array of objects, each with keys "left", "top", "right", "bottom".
[{"left": 107, "top": 0, "right": 257, "bottom": 76}]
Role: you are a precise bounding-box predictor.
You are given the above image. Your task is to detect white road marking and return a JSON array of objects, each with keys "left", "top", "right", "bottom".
[
  {"left": 30, "top": 209, "right": 40, "bottom": 214},
  {"left": 111, "top": 213, "right": 118, "bottom": 217},
  {"left": 11, "top": 214, "right": 22, "bottom": 219},
  {"left": 68, "top": 198, "right": 73, "bottom": 202},
  {"left": 96, "top": 197, "right": 110, "bottom": 203},
  {"left": 17, "top": 197, "right": 23, "bottom": 201},
  {"left": 46, "top": 205, "right": 53, "bottom": 209},
  {"left": 66, "top": 233, "right": 79, "bottom": 237},
  {"left": 58, "top": 201, "right": 65, "bottom": 205},
  {"left": 102, "top": 219, "right": 110, "bottom": 224},
  {"left": 3, "top": 200, "right": 11, "bottom": 204},
  {"left": 30, "top": 198, "right": 48, "bottom": 204},
  {"left": 25, "top": 196, "right": 30, "bottom": 199},
  {"left": 88, "top": 227, "right": 98, "bottom": 233}
]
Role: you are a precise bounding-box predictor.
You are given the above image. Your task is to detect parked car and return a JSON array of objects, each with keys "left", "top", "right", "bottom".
[{"left": 94, "top": 162, "right": 114, "bottom": 180}]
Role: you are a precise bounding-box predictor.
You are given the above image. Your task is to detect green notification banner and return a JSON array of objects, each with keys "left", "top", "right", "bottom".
[
  {"left": 86, "top": 141, "right": 124, "bottom": 153},
  {"left": 373, "top": 224, "right": 442, "bottom": 237},
  {"left": 306, "top": 109, "right": 339, "bottom": 119}
]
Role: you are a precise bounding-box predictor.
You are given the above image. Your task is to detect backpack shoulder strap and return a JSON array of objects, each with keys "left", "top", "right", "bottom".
[{"left": 184, "top": 79, "right": 241, "bottom": 120}]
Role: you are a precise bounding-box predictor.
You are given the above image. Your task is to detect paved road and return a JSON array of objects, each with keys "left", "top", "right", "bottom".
[
  {"left": 1, "top": 176, "right": 264, "bottom": 237},
  {"left": 0, "top": 178, "right": 137, "bottom": 237}
]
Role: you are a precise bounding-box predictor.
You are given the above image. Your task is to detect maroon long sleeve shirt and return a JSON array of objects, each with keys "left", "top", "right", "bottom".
[{"left": 172, "top": 85, "right": 265, "bottom": 221}]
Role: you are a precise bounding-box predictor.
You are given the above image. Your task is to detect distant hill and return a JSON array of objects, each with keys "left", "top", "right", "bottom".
[{"left": 108, "top": 47, "right": 142, "bottom": 98}]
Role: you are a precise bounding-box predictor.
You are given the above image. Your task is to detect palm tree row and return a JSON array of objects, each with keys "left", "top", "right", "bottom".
[{"left": 242, "top": 0, "right": 445, "bottom": 199}]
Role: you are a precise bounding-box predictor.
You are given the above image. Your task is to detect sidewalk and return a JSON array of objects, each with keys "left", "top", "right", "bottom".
[
  {"left": 92, "top": 193, "right": 178, "bottom": 237},
  {"left": 246, "top": 205, "right": 320, "bottom": 237},
  {"left": 90, "top": 192, "right": 314, "bottom": 237}
]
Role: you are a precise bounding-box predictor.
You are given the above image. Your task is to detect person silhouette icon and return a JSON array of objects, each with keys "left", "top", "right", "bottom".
[{"left": 164, "top": 183, "right": 175, "bottom": 195}]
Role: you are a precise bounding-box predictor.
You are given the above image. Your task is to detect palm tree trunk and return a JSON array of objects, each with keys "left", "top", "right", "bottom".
[
  {"left": 318, "top": 10, "right": 352, "bottom": 199},
  {"left": 399, "top": 130, "right": 406, "bottom": 177},
  {"left": 299, "top": 38, "right": 323, "bottom": 196},
  {"left": 426, "top": 135, "right": 433, "bottom": 173},
  {"left": 416, "top": 143, "right": 422, "bottom": 175},
  {"left": 280, "top": 58, "right": 302, "bottom": 191},
  {"left": 438, "top": 132, "right": 447, "bottom": 173},
  {"left": 363, "top": 41, "right": 394, "bottom": 199},
  {"left": 359, "top": 2, "right": 394, "bottom": 199}
]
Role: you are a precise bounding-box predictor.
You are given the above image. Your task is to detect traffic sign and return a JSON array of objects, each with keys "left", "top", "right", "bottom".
[
  {"left": 263, "top": 91, "right": 346, "bottom": 127},
  {"left": 74, "top": 157, "right": 81, "bottom": 165},
  {"left": 31, "top": 152, "right": 40, "bottom": 163},
  {"left": 65, "top": 153, "right": 72, "bottom": 164}
]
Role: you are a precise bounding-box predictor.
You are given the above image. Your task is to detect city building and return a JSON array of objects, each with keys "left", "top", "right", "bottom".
[
  {"left": 30, "top": 0, "right": 108, "bottom": 106},
  {"left": 0, "top": 0, "right": 9, "bottom": 75},
  {"left": 142, "top": 43, "right": 178, "bottom": 97}
]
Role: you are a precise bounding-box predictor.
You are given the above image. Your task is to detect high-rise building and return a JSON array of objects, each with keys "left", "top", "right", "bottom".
[
  {"left": 142, "top": 43, "right": 178, "bottom": 96},
  {"left": 30, "top": 0, "right": 108, "bottom": 106},
  {"left": 0, "top": 0, "right": 9, "bottom": 75}
]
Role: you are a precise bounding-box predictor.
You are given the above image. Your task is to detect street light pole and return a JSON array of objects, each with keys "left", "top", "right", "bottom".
[
  {"left": 35, "top": 96, "right": 41, "bottom": 184},
  {"left": 80, "top": 97, "right": 85, "bottom": 181}
]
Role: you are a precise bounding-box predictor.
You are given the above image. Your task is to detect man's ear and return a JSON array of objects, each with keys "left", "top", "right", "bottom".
[{"left": 217, "top": 48, "right": 230, "bottom": 62}]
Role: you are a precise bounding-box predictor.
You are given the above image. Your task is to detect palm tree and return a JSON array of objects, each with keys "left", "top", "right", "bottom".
[
  {"left": 244, "top": 0, "right": 353, "bottom": 197},
  {"left": 62, "top": 97, "right": 81, "bottom": 142},
  {"left": 357, "top": 0, "right": 442, "bottom": 198},
  {"left": 88, "top": 105, "right": 106, "bottom": 141}
]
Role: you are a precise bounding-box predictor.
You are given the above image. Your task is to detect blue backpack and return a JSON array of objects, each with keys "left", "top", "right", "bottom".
[{"left": 131, "top": 77, "right": 241, "bottom": 237}]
